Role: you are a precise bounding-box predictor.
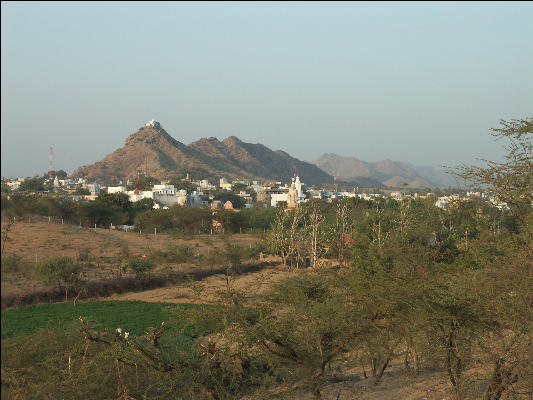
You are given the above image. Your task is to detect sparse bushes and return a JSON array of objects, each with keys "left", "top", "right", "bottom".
[
  {"left": 0, "top": 254, "right": 31, "bottom": 274},
  {"left": 77, "top": 247, "right": 91, "bottom": 262},
  {"left": 223, "top": 244, "right": 248, "bottom": 267},
  {"left": 150, "top": 244, "right": 193, "bottom": 264},
  {"left": 199, "top": 248, "right": 225, "bottom": 267},
  {"left": 176, "top": 245, "right": 192, "bottom": 263}
]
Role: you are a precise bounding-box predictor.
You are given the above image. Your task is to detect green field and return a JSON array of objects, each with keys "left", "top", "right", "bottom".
[
  {"left": 1, "top": 301, "right": 214, "bottom": 340},
  {"left": 1, "top": 301, "right": 227, "bottom": 399}
]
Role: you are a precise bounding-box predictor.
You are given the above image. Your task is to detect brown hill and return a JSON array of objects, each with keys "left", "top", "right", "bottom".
[
  {"left": 314, "top": 153, "right": 437, "bottom": 188},
  {"left": 72, "top": 125, "right": 333, "bottom": 185}
]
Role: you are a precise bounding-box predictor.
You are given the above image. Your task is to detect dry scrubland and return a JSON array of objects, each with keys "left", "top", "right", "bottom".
[
  {"left": 2, "top": 217, "right": 459, "bottom": 399},
  {"left": 0, "top": 216, "right": 262, "bottom": 300}
]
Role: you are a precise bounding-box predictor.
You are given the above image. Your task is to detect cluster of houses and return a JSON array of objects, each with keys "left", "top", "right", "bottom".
[
  {"left": 3, "top": 173, "right": 511, "bottom": 212},
  {"left": 102, "top": 175, "right": 308, "bottom": 210}
]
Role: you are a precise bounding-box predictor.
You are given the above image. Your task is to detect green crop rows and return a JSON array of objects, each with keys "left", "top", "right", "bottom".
[{"left": 1, "top": 301, "right": 213, "bottom": 340}]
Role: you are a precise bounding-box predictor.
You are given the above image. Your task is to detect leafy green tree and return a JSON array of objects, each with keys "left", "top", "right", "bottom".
[
  {"left": 82, "top": 201, "right": 128, "bottom": 227},
  {"left": 231, "top": 182, "right": 248, "bottom": 192},
  {"left": 74, "top": 187, "right": 90, "bottom": 195},
  {"left": 212, "top": 209, "right": 246, "bottom": 233},
  {"left": 128, "top": 256, "right": 155, "bottom": 282},
  {"left": 131, "top": 197, "right": 154, "bottom": 212},
  {"left": 54, "top": 170, "right": 68, "bottom": 179},
  {"left": 452, "top": 117, "right": 533, "bottom": 399},
  {"left": 96, "top": 192, "right": 131, "bottom": 211},
  {"left": 1, "top": 182, "right": 11, "bottom": 194},
  {"left": 34, "top": 256, "right": 81, "bottom": 300},
  {"left": 223, "top": 244, "right": 248, "bottom": 267},
  {"left": 455, "top": 117, "right": 532, "bottom": 241},
  {"left": 19, "top": 177, "right": 45, "bottom": 192}
]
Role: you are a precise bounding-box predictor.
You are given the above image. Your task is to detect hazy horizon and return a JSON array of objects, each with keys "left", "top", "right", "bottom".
[{"left": 2, "top": 2, "right": 533, "bottom": 178}]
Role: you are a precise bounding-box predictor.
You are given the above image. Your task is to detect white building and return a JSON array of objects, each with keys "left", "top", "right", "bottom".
[
  {"left": 219, "top": 178, "right": 232, "bottom": 191},
  {"left": 127, "top": 190, "right": 154, "bottom": 202},
  {"left": 435, "top": 197, "right": 449, "bottom": 209},
  {"left": 198, "top": 179, "right": 216, "bottom": 190},
  {"left": 152, "top": 184, "right": 177, "bottom": 195},
  {"left": 7, "top": 181, "right": 21, "bottom": 190},
  {"left": 176, "top": 189, "right": 188, "bottom": 206},
  {"left": 107, "top": 186, "right": 127, "bottom": 194},
  {"left": 294, "top": 176, "right": 306, "bottom": 203},
  {"left": 270, "top": 188, "right": 289, "bottom": 207},
  {"left": 237, "top": 191, "right": 253, "bottom": 208},
  {"left": 84, "top": 183, "right": 100, "bottom": 195},
  {"left": 188, "top": 191, "right": 208, "bottom": 207},
  {"left": 59, "top": 178, "right": 75, "bottom": 186},
  {"left": 145, "top": 119, "right": 161, "bottom": 128}
]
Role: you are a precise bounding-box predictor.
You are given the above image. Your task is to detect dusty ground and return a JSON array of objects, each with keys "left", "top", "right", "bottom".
[{"left": 106, "top": 263, "right": 294, "bottom": 304}]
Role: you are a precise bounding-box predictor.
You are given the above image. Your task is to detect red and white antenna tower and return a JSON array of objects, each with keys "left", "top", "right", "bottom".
[{"left": 49, "top": 147, "right": 54, "bottom": 179}]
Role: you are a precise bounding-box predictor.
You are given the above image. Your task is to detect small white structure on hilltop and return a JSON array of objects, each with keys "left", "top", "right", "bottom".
[{"left": 145, "top": 119, "right": 161, "bottom": 128}]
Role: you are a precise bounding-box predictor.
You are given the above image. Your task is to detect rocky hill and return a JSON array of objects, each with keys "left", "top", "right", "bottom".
[
  {"left": 314, "top": 153, "right": 458, "bottom": 188},
  {"left": 72, "top": 125, "right": 333, "bottom": 185}
]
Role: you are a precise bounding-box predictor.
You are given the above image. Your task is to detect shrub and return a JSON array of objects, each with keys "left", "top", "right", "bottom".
[
  {"left": 223, "top": 244, "right": 248, "bottom": 267},
  {"left": 34, "top": 256, "right": 81, "bottom": 300},
  {"left": 176, "top": 245, "right": 192, "bottom": 263},
  {"left": 199, "top": 248, "right": 225, "bottom": 267},
  {"left": 128, "top": 257, "right": 155, "bottom": 282},
  {"left": 1, "top": 254, "right": 23, "bottom": 273},
  {"left": 77, "top": 247, "right": 91, "bottom": 262}
]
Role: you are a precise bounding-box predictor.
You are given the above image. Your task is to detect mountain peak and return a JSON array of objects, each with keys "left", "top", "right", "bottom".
[
  {"left": 223, "top": 136, "right": 243, "bottom": 145},
  {"left": 73, "top": 128, "right": 332, "bottom": 185},
  {"left": 126, "top": 125, "right": 166, "bottom": 142}
]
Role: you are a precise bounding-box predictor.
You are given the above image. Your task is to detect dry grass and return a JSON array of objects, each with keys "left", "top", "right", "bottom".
[{"left": 1, "top": 216, "right": 260, "bottom": 299}]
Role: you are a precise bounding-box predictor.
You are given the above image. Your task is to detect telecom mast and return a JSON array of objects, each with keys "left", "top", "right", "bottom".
[{"left": 49, "top": 147, "right": 54, "bottom": 179}]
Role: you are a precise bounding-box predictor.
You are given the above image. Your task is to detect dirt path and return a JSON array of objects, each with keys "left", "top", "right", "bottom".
[{"left": 105, "top": 264, "right": 293, "bottom": 304}]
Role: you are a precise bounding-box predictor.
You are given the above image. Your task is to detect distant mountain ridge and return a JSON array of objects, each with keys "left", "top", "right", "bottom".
[
  {"left": 72, "top": 124, "right": 459, "bottom": 188},
  {"left": 72, "top": 125, "right": 333, "bottom": 185},
  {"left": 313, "top": 153, "right": 458, "bottom": 189}
]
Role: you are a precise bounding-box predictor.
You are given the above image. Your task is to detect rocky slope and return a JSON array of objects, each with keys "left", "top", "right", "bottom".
[{"left": 72, "top": 125, "right": 333, "bottom": 185}]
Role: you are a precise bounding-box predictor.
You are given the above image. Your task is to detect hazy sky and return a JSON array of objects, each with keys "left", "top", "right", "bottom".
[{"left": 2, "top": 2, "right": 533, "bottom": 178}]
